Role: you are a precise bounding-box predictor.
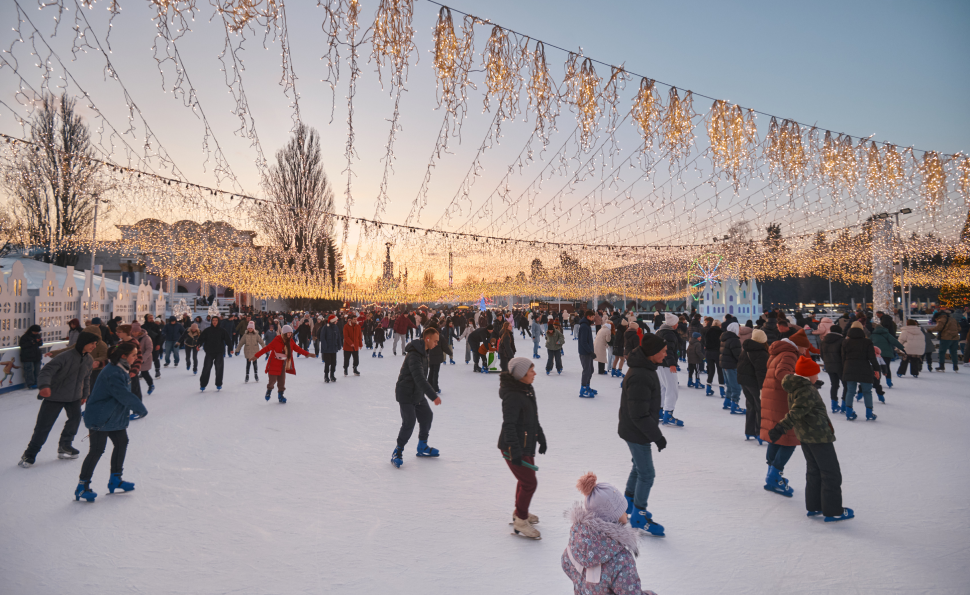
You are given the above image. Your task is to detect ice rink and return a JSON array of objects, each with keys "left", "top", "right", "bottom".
[{"left": 1, "top": 339, "right": 968, "bottom": 595}]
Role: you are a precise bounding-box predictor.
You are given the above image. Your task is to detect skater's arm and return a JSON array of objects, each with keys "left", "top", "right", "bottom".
[
  {"left": 253, "top": 339, "right": 273, "bottom": 359},
  {"left": 292, "top": 340, "right": 312, "bottom": 358},
  {"left": 408, "top": 355, "right": 438, "bottom": 402},
  {"left": 111, "top": 369, "right": 148, "bottom": 417},
  {"left": 775, "top": 386, "right": 812, "bottom": 432},
  {"left": 36, "top": 354, "right": 64, "bottom": 390}
]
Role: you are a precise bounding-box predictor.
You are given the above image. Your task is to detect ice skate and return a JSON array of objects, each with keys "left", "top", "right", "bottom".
[
  {"left": 415, "top": 440, "right": 439, "bottom": 457},
  {"left": 719, "top": 386, "right": 725, "bottom": 397},
  {"left": 107, "top": 473, "right": 134, "bottom": 494},
  {"left": 845, "top": 407, "right": 858, "bottom": 421},
  {"left": 58, "top": 446, "right": 79, "bottom": 460},
  {"left": 18, "top": 455, "right": 34, "bottom": 468},
  {"left": 390, "top": 446, "right": 404, "bottom": 468},
  {"left": 278, "top": 391, "right": 286, "bottom": 404},
  {"left": 764, "top": 466, "right": 794, "bottom": 497},
  {"left": 866, "top": 408, "right": 877, "bottom": 421},
  {"left": 824, "top": 508, "right": 855, "bottom": 522},
  {"left": 511, "top": 511, "right": 539, "bottom": 524},
  {"left": 265, "top": 389, "right": 272, "bottom": 401},
  {"left": 511, "top": 515, "right": 541, "bottom": 539},
  {"left": 831, "top": 400, "right": 840, "bottom": 414},
  {"left": 729, "top": 401, "right": 746, "bottom": 415},
  {"left": 705, "top": 384, "right": 714, "bottom": 396},
  {"left": 661, "top": 411, "right": 684, "bottom": 427},
  {"left": 245, "top": 374, "right": 249, "bottom": 383},
  {"left": 74, "top": 481, "right": 97, "bottom": 502}
]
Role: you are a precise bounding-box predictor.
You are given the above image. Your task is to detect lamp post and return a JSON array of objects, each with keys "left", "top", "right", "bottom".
[
  {"left": 87, "top": 194, "right": 106, "bottom": 324},
  {"left": 874, "top": 208, "right": 913, "bottom": 325}
]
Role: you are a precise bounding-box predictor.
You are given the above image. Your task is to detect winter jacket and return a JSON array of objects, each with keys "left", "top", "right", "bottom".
[
  {"left": 738, "top": 325, "right": 753, "bottom": 343},
  {"left": 428, "top": 335, "right": 453, "bottom": 365},
  {"left": 686, "top": 338, "right": 705, "bottom": 365},
  {"left": 393, "top": 315, "right": 415, "bottom": 335},
  {"left": 197, "top": 324, "right": 233, "bottom": 357},
  {"left": 37, "top": 348, "right": 93, "bottom": 403},
  {"left": 19, "top": 332, "right": 44, "bottom": 363},
  {"left": 761, "top": 318, "right": 781, "bottom": 345},
  {"left": 119, "top": 337, "right": 143, "bottom": 375},
  {"left": 131, "top": 326, "right": 155, "bottom": 363},
  {"left": 83, "top": 362, "right": 148, "bottom": 432},
  {"left": 656, "top": 325, "right": 680, "bottom": 367},
  {"left": 929, "top": 314, "right": 960, "bottom": 341},
  {"left": 820, "top": 332, "right": 843, "bottom": 373},
  {"left": 498, "top": 331, "right": 516, "bottom": 360},
  {"left": 143, "top": 321, "right": 163, "bottom": 349},
  {"left": 703, "top": 325, "right": 722, "bottom": 359},
  {"left": 898, "top": 325, "right": 925, "bottom": 356},
  {"left": 162, "top": 321, "right": 185, "bottom": 342},
  {"left": 870, "top": 325, "right": 903, "bottom": 357},
  {"left": 562, "top": 503, "right": 646, "bottom": 595},
  {"left": 921, "top": 327, "right": 935, "bottom": 355},
  {"left": 577, "top": 319, "right": 595, "bottom": 356},
  {"left": 594, "top": 326, "right": 613, "bottom": 363},
  {"left": 841, "top": 328, "right": 879, "bottom": 384},
  {"left": 48, "top": 325, "right": 108, "bottom": 364},
  {"left": 342, "top": 322, "right": 363, "bottom": 351},
  {"left": 235, "top": 331, "right": 265, "bottom": 359},
  {"left": 623, "top": 328, "right": 641, "bottom": 357},
  {"left": 759, "top": 339, "right": 800, "bottom": 447},
  {"left": 776, "top": 374, "right": 836, "bottom": 444},
  {"left": 468, "top": 327, "right": 490, "bottom": 353},
  {"left": 181, "top": 328, "right": 201, "bottom": 349},
  {"left": 319, "top": 324, "right": 341, "bottom": 353},
  {"left": 719, "top": 331, "right": 742, "bottom": 370},
  {"left": 394, "top": 339, "right": 438, "bottom": 405},
  {"left": 545, "top": 328, "right": 566, "bottom": 351},
  {"left": 253, "top": 336, "right": 311, "bottom": 376},
  {"left": 736, "top": 339, "right": 768, "bottom": 388},
  {"left": 497, "top": 372, "right": 545, "bottom": 459},
  {"left": 617, "top": 348, "right": 665, "bottom": 446},
  {"left": 813, "top": 317, "right": 834, "bottom": 338}
]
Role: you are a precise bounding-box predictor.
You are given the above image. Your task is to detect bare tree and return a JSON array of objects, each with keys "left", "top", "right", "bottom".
[
  {"left": 4, "top": 93, "right": 100, "bottom": 266},
  {"left": 255, "top": 124, "right": 335, "bottom": 261}
]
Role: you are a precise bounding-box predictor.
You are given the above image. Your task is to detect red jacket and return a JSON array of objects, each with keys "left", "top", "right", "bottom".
[
  {"left": 343, "top": 322, "right": 363, "bottom": 351},
  {"left": 759, "top": 339, "right": 801, "bottom": 446},
  {"left": 393, "top": 314, "right": 415, "bottom": 335},
  {"left": 254, "top": 336, "right": 311, "bottom": 376}
]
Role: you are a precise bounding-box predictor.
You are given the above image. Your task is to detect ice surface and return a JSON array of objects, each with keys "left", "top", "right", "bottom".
[{"left": 1, "top": 341, "right": 968, "bottom": 595}]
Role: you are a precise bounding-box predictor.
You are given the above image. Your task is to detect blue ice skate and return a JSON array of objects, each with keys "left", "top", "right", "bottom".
[
  {"left": 764, "top": 466, "right": 794, "bottom": 497},
  {"left": 719, "top": 386, "right": 726, "bottom": 397},
  {"left": 730, "top": 401, "right": 746, "bottom": 415},
  {"left": 391, "top": 446, "right": 403, "bottom": 468},
  {"left": 416, "top": 440, "right": 439, "bottom": 457},
  {"left": 75, "top": 481, "right": 97, "bottom": 502},
  {"left": 661, "top": 411, "right": 684, "bottom": 427},
  {"left": 705, "top": 384, "right": 714, "bottom": 396},
  {"left": 845, "top": 407, "right": 857, "bottom": 421},
  {"left": 865, "top": 408, "right": 877, "bottom": 421},
  {"left": 824, "top": 508, "right": 854, "bottom": 522},
  {"left": 107, "top": 473, "right": 134, "bottom": 494}
]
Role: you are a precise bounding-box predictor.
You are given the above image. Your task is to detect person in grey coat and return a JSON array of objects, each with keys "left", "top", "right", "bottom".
[
  {"left": 19, "top": 332, "right": 98, "bottom": 467},
  {"left": 391, "top": 328, "right": 443, "bottom": 468}
]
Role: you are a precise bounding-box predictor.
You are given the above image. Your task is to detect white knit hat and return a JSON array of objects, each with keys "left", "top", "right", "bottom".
[
  {"left": 281, "top": 325, "right": 293, "bottom": 334},
  {"left": 508, "top": 357, "right": 534, "bottom": 380},
  {"left": 665, "top": 312, "right": 679, "bottom": 327}
]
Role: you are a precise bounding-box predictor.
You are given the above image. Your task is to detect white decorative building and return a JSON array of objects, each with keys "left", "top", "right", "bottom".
[{"left": 699, "top": 277, "right": 763, "bottom": 324}]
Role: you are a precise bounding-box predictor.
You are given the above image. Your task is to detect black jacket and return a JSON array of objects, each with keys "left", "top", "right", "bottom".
[
  {"left": 197, "top": 324, "right": 233, "bottom": 356},
  {"left": 624, "top": 327, "right": 641, "bottom": 356},
  {"left": 820, "top": 332, "right": 844, "bottom": 374},
  {"left": 703, "top": 325, "right": 722, "bottom": 358},
  {"left": 617, "top": 348, "right": 665, "bottom": 445},
  {"left": 656, "top": 326, "right": 680, "bottom": 367},
  {"left": 841, "top": 327, "right": 879, "bottom": 383},
  {"left": 19, "top": 331, "right": 44, "bottom": 362},
  {"left": 719, "top": 331, "right": 742, "bottom": 370},
  {"left": 468, "top": 327, "right": 490, "bottom": 352},
  {"left": 736, "top": 339, "right": 768, "bottom": 388},
  {"left": 498, "top": 331, "right": 516, "bottom": 360},
  {"left": 497, "top": 373, "right": 545, "bottom": 459},
  {"left": 761, "top": 318, "right": 781, "bottom": 345},
  {"left": 395, "top": 339, "right": 438, "bottom": 404}
]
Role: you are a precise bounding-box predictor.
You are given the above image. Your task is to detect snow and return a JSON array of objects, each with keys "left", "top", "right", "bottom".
[{"left": 1, "top": 339, "right": 968, "bottom": 595}]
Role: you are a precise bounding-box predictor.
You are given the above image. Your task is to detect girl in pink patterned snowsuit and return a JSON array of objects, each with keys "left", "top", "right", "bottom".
[{"left": 562, "top": 472, "right": 657, "bottom": 595}]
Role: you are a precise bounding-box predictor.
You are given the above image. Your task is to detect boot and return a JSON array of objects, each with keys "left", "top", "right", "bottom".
[
  {"left": 511, "top": 514, "right": 541, "bottom": 539},
  {"left": 245, "top": 374, "right": 249, "bottom": 383},
  {"left": 107, "top": 473, "right": 134, "bottom": 494},
  {"left": 865, "top": 408, "right": 877, "bottom": 421},
  {"left": 729, "top": 401, "right": 747, "bottom": 415},
  {"left": 254, "top": 372, "right": 258, "bottom": 382},
  {"left": 372, "top": 352, "right": 377, "bottom": 358},
  {"left": 278, "top": 391, "right": 286, "bottom": 404},
  {"left": 687, "top": 378, "right": 695, "bottom": 388},
  {"left": 75, "top": 480, "right": 97, "bottom": 502},
  {"left": 416, "top": 440, "right": 440, "bottom": 457},
  {"left": 390, "top": 445, "right": 404, "bottom": 468},
  {"left": 579, "top": 386, "right": 594, "bottom": 398},
  {"left": 705, "top": 384, "right": 714, "bottom": 396},
  {"left": 831, "top": 399, "right": 840, "bottom": 414},
  {"left": 58, "top": 445, "right": 80, "bottom": 460},
  {"left": 265, "top": 389, "right": 272, "bottom": 401},
  {"left": 661, "top": 411, "right": 684, "bottom": 427},
  {"left": 722, "top": 397, "right": 732, "bottom": 410},
  {"left": 845, "top": 406, "right": 857, "bottom": 421},
  {"left": 763, "top": 466, "right": 794, "bottom": 497},
  {"left": 719, "top": 386, "right": 726, "bottom": 397},
  {"left": 512, "top": 510, "right": 539, "bottom": 524},
  {"left": 824, "top": 508, "right": 855, "bottom": 522}
]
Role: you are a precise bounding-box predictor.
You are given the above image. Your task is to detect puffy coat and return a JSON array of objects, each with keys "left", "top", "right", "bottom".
[
  {"left": 622, "top": 328, "right": 640, "bottom": 357},
  {"left": 235, "top": 331, "right": 265, "bottom": 359},
  {"left": 656, "top": 325, "right": 680, "bottom": 367},
  {"left": 393, "top": 315, "right": 415, "bottom": 335},
  {"left": 131, "top": 324, "right": 155, "bottom": 362},
  {"left": 394, "top": 339, "right": 438, "bottom": 405},
  {"left": 37, "top": 348, "right": 93, "bottom": 403},
  {"left": 870, "top": 325, "right": 903, "bottom": 357},
  {"left": 719, "top": 330, "right": 742, "bottom": 370},
  {"left": 814, "top": 317, "right": 833, "bottom": 338},
  {"left": 577, "top": 319, "right": 595, "bottom": 355},
  {"left": 841, "top": 328, "right": 879, "bottom": 383},
  {"left": 776, "top": 374, "right": 836, "bottom": 444},
  {"left": 545, "top": 328, "right": 566, "bottom": 351},
  {"left": 921, "top": 327, "right": 936, "bottom": 355},
  {"left": 83, "top": 362, "right": 148, "bottom": 432},
  {"left": 162, "top": 321, "right": 185, "bottom": 342},
  {"left": 320, "top": 324, "right": 341, "bottom": 353},
  {"left": 253, "top": 336, "right": 311, "bottom": 376},
  {"left": 929, "top": 314, "right": 960, "bottom": 341},
  {"left": 759, "top": 339, "right": 800, "bottom": 446},
  {"left": 497, "top": 372, "right": 545, "bottom": 459},
  {"left": 594, "top": 325, "right": 613, "bottom": 363},
  {"left": 342, "top": 322, "right": 363, "bottom": 351},
  {"left": 703, "top": 325, "right": 722, "bottom": 360},
  {"left": 737, "top": 339, "right": 768, "bottom": 388},
  {"left": 498, "top": 331, "right": 516, "bottom": 360},
  {"left": 617, "top": 347, "right": 664, "bottom": 445},
  {"left": 898, "top": 325, "right": 925, "bottom": 356},
  {"left": 181, "top": 328, "right": 201, "bottom": 349},
  {"left": 197, "top": 323, "right": 232, "bottom": 356},
  {"left": 687, "top": 338, "right": 704, "bottom": 365},
  {"left": 562, "top": 503, "right": 646, "bottom": 595},
  {"left": 468, "top": 327, "right": 490, "bottom": 353},
  {"left": 820, "top": 332, "right": 844, "bottom": 373},
  {"left": 761, "top": 318, "right": 781, "bottom": 344}
]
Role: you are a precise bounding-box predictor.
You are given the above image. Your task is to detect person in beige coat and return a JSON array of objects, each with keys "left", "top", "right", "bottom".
[
  {"left": 896, "top": 319, "right": 926, "bottom": 378},
  {"left": 594, "top": 322, "right": 613, "bottom": 376},
  {"left": 235, "top": 321, "right": 266, "bottom": 383}
]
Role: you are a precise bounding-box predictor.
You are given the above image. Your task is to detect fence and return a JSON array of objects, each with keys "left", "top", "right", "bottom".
[{"left": 0, "top": 261, "right": 34, "bottom": 348}]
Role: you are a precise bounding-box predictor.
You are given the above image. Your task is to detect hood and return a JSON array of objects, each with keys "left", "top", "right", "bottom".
[
  {"left": 721, "top": 330, "right": 738, "bottom": 341},
  {"left": 565, "top": 502, "right": 640, "bottom": 567},
  {"left": 820, "top": 317, "right": 833, "bottom": 325},
  {"left": 726, "top": 322, "right": 740, "bottom": 335},
  {"left": 781, "top": 373, "right": 815, "bottom": 394},
  {"left": 741, "top": 339, "right": 766, "bottom": 353},
  {"left": 768, "top": 339, "right": 798, "bottom": 356},
  {"left": 498, "top": 372, "right": 533, "bottom": 398},
  {"left": 403, "top": 339, "right": 427, "bottom": 357},
  {"left": 82, "top": 325, "right": 103, "bottom": 339},
  {"left": 823, "top": 332, "right": 843, "bottom": 345},
  {"left": 657, "top": 323, "right": 675, "bottom": 332},
  {"left": 871, "top": 326, "right": 890, "bottom": 337},
  {"left": 625, "top": 347, "right": 656, "bottom": 370},
  {"left": 847, "top": 327, "right": 866, "bottom": 339}
]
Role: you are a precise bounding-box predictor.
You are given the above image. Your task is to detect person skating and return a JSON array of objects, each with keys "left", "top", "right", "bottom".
[
  {"left": 372, "top": 314, "right": 386, "bottom": 357},
  {"left": 577, "top": 310, "right": 596, "bottom": 397},
  {"left": 544, "top": 323, "right": 565, "bottom": 375},
  {"left": 181, "top": 323, "right": 201, "bottom": 374},
  {"left": 686, "top": 331, "right": 704, "bottom": 389},
  {"left": 703, "top": 319, "right": 724, "bottom": 396},
  {"left": 18, "top": 325, "right": 44, "bottom": 390},
  {"left": 468, "top": 324, "right": 491, "bottom": 372},
  {"left": 197, "top": 316, "right": 233, "bottom": 392},
  {"left": 498, "top": 357, "right": 546, "bottom": 539},
  {"left": 530, "top": 314, "right": 542, "bottom": 359},
  {"left": 391, "top": 327, "right": 442, "bottom": 468},
  {"left": 897, "top": 319, "right": 925, "bottom": 378},
  {"left": 594, "top": 321, "right": 613, "bottom": 376},
  {"left": 870, "top": 320, "right": 903, "bottom": 388},
  {"left": 74, "top": 342, "right": 148, "bottom": 502},
  {"left": 130, "top": 322, "right": 156, "bottom": 396},
  {"left": 253, "top": 325, "right": 311, "bottom": 403},
  {"left": 656, "top": 313, "right": 684, "bottom": 426},
  {"left": 342, "top": 314, "right": 363, "bottom": 376},
  {"left": 841, "top": 322, "right": 880, "bottom": 421},
  {"left": 929, "top": 310, "right": 960, "bottom": 372},
  {"left": 737, "top": 329, "right": 769, "bottom": 442},
  {"left": 426, "top": 320, "right": 453, "bottom": 394},
  {"left": 235, "top": 321, "right": 266, "bottom": 383},
  {"left": 820, "top": 325, "right": 846, "bottom": 412},
  {"left": 768, "top": 356, "right": 853, "bottom": 522},
  {"left": 497, "top": 321, "right": 516, "bottom": 373},
  {"left": 392, "top": 312, "right": 415, "bottom": 355},
  {"left": 563, "top": 472, "right": 658, "bottom": 595},
  {"left": 618, "top": 334, "right": 668, "bottom": 537},
  {"left": 19, "top": 332, "right": 98, "bottom": 468},
  {"left": 720, "top": 322, "right": 745, "bottom": 414},
  {"left": 320, "top": 315, "right": 341, "bottom": 383},
  {"left": 161, "top": 316, "right": 184, "bottom": 368}
]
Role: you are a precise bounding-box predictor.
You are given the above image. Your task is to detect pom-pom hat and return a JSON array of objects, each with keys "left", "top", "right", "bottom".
[
  {"left": 576, "top": 472, "right": 627, "bottom": 522},
  {"left": 794, "top": 355, "right": 821, "bottom": 377}
]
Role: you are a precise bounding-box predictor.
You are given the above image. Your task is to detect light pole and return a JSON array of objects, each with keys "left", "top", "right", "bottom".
[
  {"left": 874, "top": 207, "right": 913, "bottom": 325},
  {"left": 87, "top": 194, "right": 105, "bottom": 324}
]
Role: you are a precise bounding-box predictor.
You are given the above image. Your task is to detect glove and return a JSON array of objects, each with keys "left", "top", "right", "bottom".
[
  {"left": 655, "top": 436, "right": 667, "bottom": 452},
  {"left": 768, "top": 424, "right": 785, "bottom": 443},
  {"left": 538, "top": 438, "right": 547, "bottom": 455}
]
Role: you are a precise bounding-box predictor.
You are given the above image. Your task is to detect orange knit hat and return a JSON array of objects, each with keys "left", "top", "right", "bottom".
[{"left": 794, "top": 355, "right": 821, "bottom": 377}]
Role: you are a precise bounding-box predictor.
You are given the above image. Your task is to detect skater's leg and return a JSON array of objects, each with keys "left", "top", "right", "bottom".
[
  {"left": 58, "top": 400, "right": 83, "bottom": 451},
  {"left": 945, "top": 340, "right": 960, "bottom": 370},
  {"left": 414, "top": 398, "right": 434, "bottom": 443},
  {"left": 861, "top": 382, "right": 873, "bottom": 409},
  {"left": 554, "top": 350, "right": 562, "bottom": 372},
  {"left": 912, "top": 355, "right": 921, "bottom": 377},
  {"left": 766, "top": 443, "right": 796, "bottom": 472},
  {"left": 505, "top": 454, "right": 537, "bottom": 520},
  {"left": 351, "top": 351, "right": 359, "bottom": 371},
  {"left": 545, "top": 349, "right": 555, "bottom": 372},
  {"left": 130, "top": 374, "right": 142, "bottom": 400},
  {"left": 802, "top": 444, "right": 823, "bottom": 513},
  {"left": 659, "top": 368, "right": 679, "bottom": 411},
  {"left": 626, "top": 441, "right": 655, "bottom": 509},
  {"left": 396, "top": 403, "right": 418, "bottom": 449},
  {"left": 580, "top": 354, "right": 594, "bottom": 386},
  {"left": 705, "top": 357, "right": 717, "bottom": 385},
  {"left": 79, "top": 430, "right": 108, "bottom": 482},
  {"left": 723, "top": 368, "right": 741, "bottom": 403},
  {"left": 23, "top": 400, "right": 65, "bottom": 459},
  {"left": 214, "top": 356, "right": 225, "bottom": 386},
  {"left": 827, "top": 372, "right": 841, "bottom": 400},
  {"left": 199, "top": 353, "right": 215, "bottom": 387},
  {"left": 742, "top": 385, "right": 760, "bottom": 435},
  {"left": 107, "top": 430, "right": 129, "bottom": 475},
  {"left": 465, "top": 341, "right": 471, "bottom": 363},
  {"left": 343, "top": 351, "right": 351, "bottom": 374},
  {"left": 804, "top": 442, "right": 843, "bottom": 516}
]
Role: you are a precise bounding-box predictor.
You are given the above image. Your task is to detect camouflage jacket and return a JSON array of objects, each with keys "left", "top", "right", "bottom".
[{"left": 777, "top": 374, "right": 836, "bottom": 444}]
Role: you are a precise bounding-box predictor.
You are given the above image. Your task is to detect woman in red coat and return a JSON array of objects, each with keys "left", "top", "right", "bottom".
[{"left": 253, "top": 325, "right": 311, "bottom": 403}]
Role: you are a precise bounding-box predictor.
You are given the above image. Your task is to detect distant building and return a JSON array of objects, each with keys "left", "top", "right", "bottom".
[{"left": 699, "top": 277, "right": 763, "bottom": 324}]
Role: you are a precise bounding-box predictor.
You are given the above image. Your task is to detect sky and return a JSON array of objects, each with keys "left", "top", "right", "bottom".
[{"left": 0, "top": 0, "right": 967, "bottom": 279}]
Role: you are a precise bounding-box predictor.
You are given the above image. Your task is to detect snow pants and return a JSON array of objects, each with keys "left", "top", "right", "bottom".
[
  {"left": 79, "top": 429, "right": 128, "bottom": 482},
  {"left": 579, "top": 354, "right": 594, "bottom": 387},
  {"left": 658, "top": 367, "right": 679, "bottom": 412},
  {"left": 741, "top": 385, "right": 761, "bottom": 436},
  {"left": 801, "top": 442, "right": 843, "bottom": 517},
  {"left": 897, "top": 355, "right": 922, "bottom": 377},
  {"left": 397, "top": 399, "right": 433, "bottom": 449},
  {"left": 504, "top": 453, "right": 537, "bottom": 521},
  {"left": 23, "top": 399, "right": 82, "bottom": 459},
  {"left": 625, "top": 440, "right": 655, "bottom": 510}
]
